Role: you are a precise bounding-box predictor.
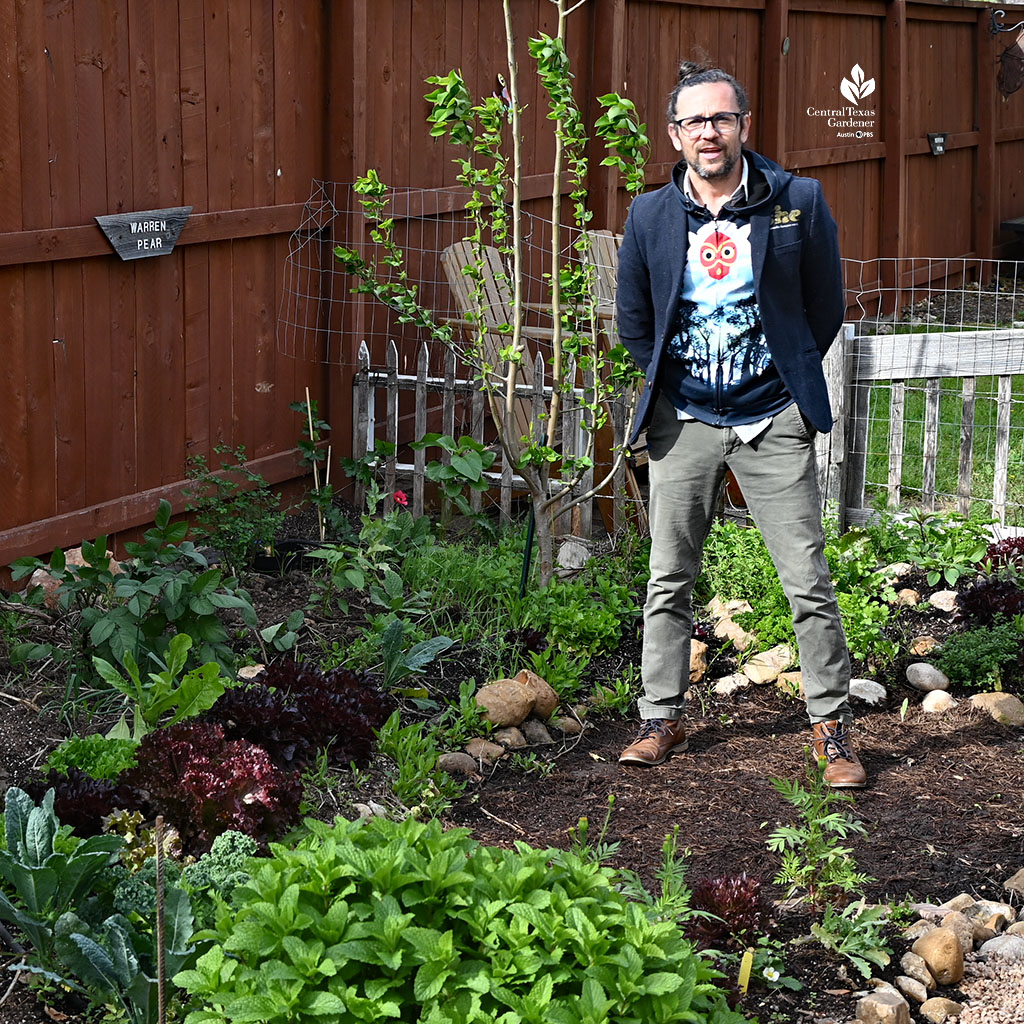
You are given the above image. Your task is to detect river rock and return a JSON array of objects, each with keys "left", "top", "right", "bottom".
[
  {"left": 894, "top": 975, "right": 928, "bottom": 1003},
  {"left": 1007, "top": 922, "right": 1024, "bottom": 936},
  {"left": 550, "top": 715, "right": 583, "bottom": 735},
  {"left": 1004, "top": 867, "right": 1024, "bottom": 896},
  {"left": 492, "top": 726, "right": 527, "bottom": 749},
  {"left": 912, "top": 927, "right": 964, "bottom": 985},
  {"left": 928, "top": 590, "right": 958, "bottom": 612},
  {"left": 900, "top": 951, "right": 935, "bottom": 990},
  {"left": 919, "top": 997, "right": 963, "bottom": 1023},
  {"left": 904, "top": 919, "right": 938, "bottom": 941},
  {"left": 938, "top": 893, "right": 976, "bottom": 913},
  {"left": 940, "top": 911, "right": 974, "bottom": 954},
  {"left": 713, "top": 616, "right": 756, "bottom": 651},
  {"left": 437, "top": 752, "right": 480, "bottom": 777},
  {"left": 741, "top": 644, "right": 795, "bottom": 684},
  {"left": 475, "top": 679, "right": 533, "bottom": 726},
  {"left": 921, "top": 690, "right": 955, "bottom": 714},
  {"left": 856, "top": 989, "right": 910, "bottom": 1023},
  {"left": 464, "top": 738, "right": 507, "bottom": 763},
  {"left": 978, "top": 934, "right": 1024, "bottom": 960},
  {"left": 881, "top": 561, "right": 914, "bottom": 584},
  {"left": 690, "top": 640, "right": 708, "bottom": 683},
  {"left": 896, "top": 588, "right": 921, "bottom": 606},
  {"left": 905, "top": 663, "right": 950, "bottom": 692},
  {"left": 850, "top": 678, "right": 887, "bottom": 705},
  {"left": 970, "top": 691, "right": 1024, "bottom": 725},
  {"left": 521, "top": 719, "right": 553, "bottom": 745},
  {"left": 514, "top": 669, "right": 559, "bottom": 719}
]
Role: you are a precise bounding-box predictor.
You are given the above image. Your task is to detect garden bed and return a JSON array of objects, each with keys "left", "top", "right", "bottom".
[{"left": 0, "top": 499, "right": 1022, "bottom": 1024}]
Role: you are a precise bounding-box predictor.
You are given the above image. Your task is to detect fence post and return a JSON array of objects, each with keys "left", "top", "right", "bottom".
[
  {"left": 413, "top": 343, "right": 428, "bottom": 518},
  {"left": 819, "top": 323, "right": 853, "bottom": 528},
  {"left": 352, "top": 340, "right": 371, "bottom": 511},
  {"left": 384, "top": 339, "right": 399, "bottom": 511}
]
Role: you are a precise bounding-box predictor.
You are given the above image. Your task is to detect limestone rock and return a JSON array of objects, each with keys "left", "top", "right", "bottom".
[
  {"left": 464, "top": 738, "right": 507, "bottom": 763},
  {"left": 905, "top": 663, "right": 950, "bottom": 692},
  {"left": 970, "top": 691, "right": 1024, "bottom": 726},
  {"left": 910, "top": 635, "right": 940, "bottom": 656},
  {"left": 238, "top": 664, "right": 265, "bottom": 680},
  {"left": 937, "top": 893, "right": 976, "bottom": 914},
  {"left": 896, "top": 588, "right": 921, "bottom": 606},
  {"left": 850, "top": 678, "right": 887, "bottom": 705},
  {"left": 1004, "top": 866, "right": 1024, "bottom": 896},
  {"left": 492, "top": 726, "right": 527, "bottom": 749},
  {"left": 855, "top": 989, "right": 910, "bottom": 1024},
  {"left": 706, "top": 595, "right": 753, "bottom": 620},
  {"left": 776, "top": 671, "right": 804, "bottom": 698},
  {"left": 971, "top": 898, "right": 1017, "bottom": 921},
  {"left": 921, "top": 690, "right": 955, "bottom": 714},
  {"left": 521, "top": 719, "right": 553, "bottom": 746},
  {"left": 713, "top": 616, "right": 756, "bottom": 651},
  {"left": 713, "top": 673, "right": 750, "bottom": 696},
  {"left": 939, "top": 911, "right": 974, "bottom": 954},
  {"left": 928, "top": 590, "right": 958, "bottom": 613},
  {"left": 894, "top": 975, "right": 927, "bottom": 1003},
  {"left": 881, "top": 561, "right": 914, "bottom": 584},
  {"left": 899, "top": 951, "right": 935, "bottom": 990},
  {"left": 978, "top": 934, "right": 1024, "bottom": 960},
  {"left": 1007, "top": 922, "right": 1024, "bottom": 936},
  {"left": 437, "top": 752, "right": 480, "bottom": 777},
  {"left": 911, "top": 927, "right": 964, "bottom": 985},
  {"left": 918, "top": 997, "right": 963, "bottom": 1024},
  {"left": 741, "top": 643, "right": 795, "bottom": 684},
  {"left": 689, "top": 640, "right": 708, "bottom": 683},
  {"left": 556, "top": 538, "right": 591, "bottom": 571},
  {"left": 475, "top": 680, "right": 533, "bottom": 726},
  {"left": 353, "top": 800, "right": 388, "bottom": 819},
  {"left": 550, "top": 715, "right": 583, "bottom": 736},
  {"left": 29, "top": 544, "right": 120, "bottom": 609},
  {"left": 514, "top": 669, "right": 560, "bottom": 719}
]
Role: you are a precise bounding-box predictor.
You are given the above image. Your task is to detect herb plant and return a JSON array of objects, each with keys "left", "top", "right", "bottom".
[
  {"left": 935, "top": 622, "right": 1023, "bottom": 690},
  {"left": 172, "top": 815, "right": 745, "bottom": 1024},
  {"left": 810, "top": 899, "right": 892, "bottom": 979},
  {"left": 766, "top": 751, "right": 873, "bottom": 906}
]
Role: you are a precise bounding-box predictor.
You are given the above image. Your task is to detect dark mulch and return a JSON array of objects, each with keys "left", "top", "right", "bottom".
[{"left": 1, "top": 521, "right": 1022, "bottom": 1023}]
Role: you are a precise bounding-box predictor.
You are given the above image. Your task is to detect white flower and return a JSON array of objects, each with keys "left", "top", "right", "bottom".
[{"left": 763, "top": 967, "right": 781, "bottom": 983}]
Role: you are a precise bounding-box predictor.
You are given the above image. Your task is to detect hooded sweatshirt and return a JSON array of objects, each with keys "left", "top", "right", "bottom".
[{"left": 616, "top": 148, "right": 844, "bottom": 444}]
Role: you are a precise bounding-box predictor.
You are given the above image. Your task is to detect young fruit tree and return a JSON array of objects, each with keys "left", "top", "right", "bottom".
[{"left": 335, "top": 0, "right": 649, "bottom": 587}]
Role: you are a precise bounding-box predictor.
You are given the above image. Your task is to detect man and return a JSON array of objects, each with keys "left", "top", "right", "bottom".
[{"left": 616, "top": 61, "right": 865, "bottom": 788}]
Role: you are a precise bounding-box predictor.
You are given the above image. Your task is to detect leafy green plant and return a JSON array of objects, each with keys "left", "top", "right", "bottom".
[
  {"left": 95, "top": 633, "right": 232, "bottom": 741},
  {"left": 173, "top": 814, "right": 744, "bottom": 1024},
  {"left": 510, "top": 752, "right": 555, "bottom": 777},
  {"left": 524, "top": 576, "right": 637, "bottom": 655},
  {"left": 45, "top": 735, "right": 139, "bottom": 782},
  {"left": 11, "top": 500, "right": 257, "bottom": 681},
  {"left": 375, "top": 711, "right": 465, "bottom": 816},
  {"left": 619, "top": 825, "right": 709, "bottom": 930},
  {"left": 182, "top": 829, "right": 259, "bottom": 930},
  {"left": 766, "top": 751, "right": 873, "bottom": 906},
  {"left": 434, "top": 678, "right": 492, "bottom": 747},
  {"left": 376, "top": 617, "right": 455, "bottom": 690},
  {"left": 897, "top": 507, "right": 990, "bottom": 586},
  {"left": 0, "top": 788, "right": 122, "bottom": 972},
  {"left": 588, "top": 665, "right": 638, "bottom": 715},
  {"left": 183, "top": 443, "right": 286, "bottom": 575},
  {"left": 408, "top": 432, "right": 497, "bottom": 534},
  {"left": 810, "top": 899, "right": 892, "bottom": 979},
  {"left": 528, "top": 645, "right": 589, "bottom": 701},
  {"left": 935, "top": 622, "right": 1023, "bottom": 690},
  {"left": 836, "top": 589, "right": 897, "bottom": 668}
]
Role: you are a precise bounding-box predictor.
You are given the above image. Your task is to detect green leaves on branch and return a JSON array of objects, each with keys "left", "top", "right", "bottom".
[{"left": 595, "top": 93, "right": 651, "bottom": 197}]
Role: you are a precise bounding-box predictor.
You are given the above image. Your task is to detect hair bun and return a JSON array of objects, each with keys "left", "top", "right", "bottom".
[{"left": 677, "top": 59, "right": 712, "bottom": 85}]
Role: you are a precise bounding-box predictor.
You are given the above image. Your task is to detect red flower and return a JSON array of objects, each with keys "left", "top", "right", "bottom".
[{"left": 393, "top": 490, "right": 408, "bottom": 506}]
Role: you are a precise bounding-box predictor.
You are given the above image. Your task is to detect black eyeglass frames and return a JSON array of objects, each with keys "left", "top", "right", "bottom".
[{"left": 671, "top": 112, "right": 745, "bottom": 136}]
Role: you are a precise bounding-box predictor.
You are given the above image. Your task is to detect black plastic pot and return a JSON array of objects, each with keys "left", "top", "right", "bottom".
[{"left": 250, "top": 538, "right": 320, "bottom": 574}]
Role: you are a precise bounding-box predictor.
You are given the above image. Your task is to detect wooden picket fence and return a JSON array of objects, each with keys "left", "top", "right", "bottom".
[{"left": 350, "top": 339, "right": 638, "bottom": 537}]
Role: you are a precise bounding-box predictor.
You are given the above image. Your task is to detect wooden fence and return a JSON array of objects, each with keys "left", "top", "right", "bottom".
[{"left": 3, "top": 0, "right": 1024, "bottom": 565}]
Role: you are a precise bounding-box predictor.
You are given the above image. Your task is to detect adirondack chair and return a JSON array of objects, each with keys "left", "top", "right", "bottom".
[
  {"left": 582, "top": 229, "right": 622, "bottom": 319},
  {"left": 440, "top": 240, "right": 557, "bottom": 443}
]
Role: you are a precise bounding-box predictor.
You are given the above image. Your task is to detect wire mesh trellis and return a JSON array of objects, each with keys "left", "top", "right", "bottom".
[{"left": 842, "top": 257, "right": 1024, "bottom": 528}]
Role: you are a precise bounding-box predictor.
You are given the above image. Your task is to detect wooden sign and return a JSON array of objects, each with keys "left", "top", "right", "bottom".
[{"left": 95, "top": 206, "right": 192, "bottom": 260}]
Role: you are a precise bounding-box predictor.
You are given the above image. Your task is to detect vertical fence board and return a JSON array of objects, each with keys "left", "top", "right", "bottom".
[
  {"left": 470, "top": 386, "right": 485, "bottom": 513},
  {"left": 413, "top": 343, "right": 428, "bottom": 518},
  {"left": 385, "top": 339, "right": 399, "bottom": 509},
  {"left": 886, "top": 382, "right": 906, "bottom": 507},
  {"left": 992, "top": 374, "right": 1013, "bottom": 523},
  {"left": 957, "top": 376, "right": 975, "bottom": 517},
  {"left": 921, "top": 379, "right": 941, "bottom": 510}
]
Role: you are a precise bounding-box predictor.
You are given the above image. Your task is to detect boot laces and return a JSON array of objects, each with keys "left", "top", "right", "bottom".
[
  {"left": 638, "top": 718, "right": 677, "bottom": 739},
  {"left": 818, "top": 724, "right": 854, "bottom": 762}
]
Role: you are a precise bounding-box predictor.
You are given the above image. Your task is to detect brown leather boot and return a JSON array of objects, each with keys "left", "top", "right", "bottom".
[
  {"left": 618, "top": 718, "right": 688, "bottom": 765},
  {"left": 811, "top": 720, "right": 867, "bottom": 788}
]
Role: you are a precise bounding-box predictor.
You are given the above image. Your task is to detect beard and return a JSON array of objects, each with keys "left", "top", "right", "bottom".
[{"left": 688, "top": 149, "right": 738, "bottom": 181}]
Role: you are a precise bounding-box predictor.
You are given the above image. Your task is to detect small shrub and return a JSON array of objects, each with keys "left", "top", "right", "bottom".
[{"left": 935, "top": 623, "right": 1023, "bottom": 690}]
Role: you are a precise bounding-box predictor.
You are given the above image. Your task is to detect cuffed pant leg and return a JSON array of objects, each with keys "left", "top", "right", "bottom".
[
  {"left": 639, "top": 397, "right": 726, "bottom": 720},
  {"left": 727, "top": 404, "right": 853, "bottom": 723}
]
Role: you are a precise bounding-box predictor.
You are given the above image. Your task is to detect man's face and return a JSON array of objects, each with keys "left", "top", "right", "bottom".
[{"left": 668, "top": 82, "right": 750, "bottom": 183}]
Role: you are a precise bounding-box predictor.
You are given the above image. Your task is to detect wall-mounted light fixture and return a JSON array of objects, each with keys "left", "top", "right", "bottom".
[{"left": 927, "top": 132, "right": 947, "bottom": 156}]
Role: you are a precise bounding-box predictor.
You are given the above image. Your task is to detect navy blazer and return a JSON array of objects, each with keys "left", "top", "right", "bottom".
[{"left": 616, "top": 149, "right": 844, "bottom": 442}]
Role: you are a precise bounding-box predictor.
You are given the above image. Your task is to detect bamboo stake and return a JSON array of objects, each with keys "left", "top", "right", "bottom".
[{"left": 305, "top": 386, "right": 324, "bottom": 541}]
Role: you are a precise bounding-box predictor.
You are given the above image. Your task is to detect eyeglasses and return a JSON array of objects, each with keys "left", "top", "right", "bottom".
[{"left": 671, "top": 112, "right": 745, "bottom": 137}]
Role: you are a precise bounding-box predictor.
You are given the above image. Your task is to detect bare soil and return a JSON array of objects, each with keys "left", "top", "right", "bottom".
[{"left": 1, "top": 544, "right": 1022, "bottom": 1024}]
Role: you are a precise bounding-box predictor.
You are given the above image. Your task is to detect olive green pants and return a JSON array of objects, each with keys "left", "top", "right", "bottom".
[{"left": 639, "top": 396, "right": 852, "bottom": 724}]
